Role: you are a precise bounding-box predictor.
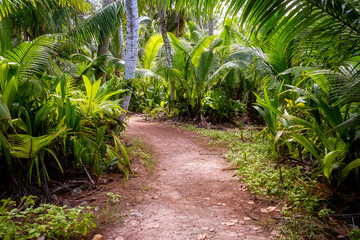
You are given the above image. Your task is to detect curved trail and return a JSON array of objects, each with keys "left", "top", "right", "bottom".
[{"left": 110, "top": 116, "right": 270, "bottom": 240}]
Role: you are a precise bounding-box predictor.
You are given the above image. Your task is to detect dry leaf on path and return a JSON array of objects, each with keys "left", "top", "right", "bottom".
[
  {"left": 92, "top": 234, "right": 104, "bottom": 240},
  {"left": 145, "top": 222, "right": 160, "bottom": 229},
  {"left": 198, "top": 233, "right": 207, "bottom": 240}
]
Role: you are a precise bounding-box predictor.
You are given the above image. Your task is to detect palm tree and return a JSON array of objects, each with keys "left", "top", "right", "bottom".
[
  {"left": 157, "top": 1, "right": 176, "bottom": 101},
  {"left": 169, "top": 33, "right": 239, "bottom": 122},
  {"left": 95, "top": 0, "right": 114, "bottom": 82},
  {"left": 120, "top": 0, "right": 139, "bottom": 116}
]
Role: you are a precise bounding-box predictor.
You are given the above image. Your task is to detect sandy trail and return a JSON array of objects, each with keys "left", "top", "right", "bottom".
[{"left": 109, "top": 116, "right": 271, "bottom": 240}]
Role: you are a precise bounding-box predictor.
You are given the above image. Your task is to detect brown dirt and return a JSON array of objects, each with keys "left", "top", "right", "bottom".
[{"left": 102, "top": 116, "right": 275, "bottom": 240}]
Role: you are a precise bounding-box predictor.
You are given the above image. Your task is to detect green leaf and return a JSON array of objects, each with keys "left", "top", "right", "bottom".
[
  {"left": 0, "top": 100, "right": 11, "bottom": 120},
  {"left": 322, "top": 151, "right": 342, "bottom": 180},
  {"left": 341, "top": 159, "right": 360, "bottom": 180},
  {"left": 2, "top": 76, "right": 18, "bottom": 107},
  {"left": 328, "top": 115, "right": 360, "bottom": 134},
  {"left": 291, "top": 133, "right": 321, "bottom": 161},
  {"left": 33, "top": 103, "right": 53, "bottom": 134}
]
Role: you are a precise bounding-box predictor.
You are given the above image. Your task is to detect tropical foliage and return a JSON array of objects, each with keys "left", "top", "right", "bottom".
[{"left": 0, "top": 0, "right": 359, "bottom": 238}]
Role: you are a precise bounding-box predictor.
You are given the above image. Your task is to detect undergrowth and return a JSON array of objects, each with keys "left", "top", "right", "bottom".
[
  {"left": 0, "top": 196, "right": 96, "bottom": 240},
  {"left": 127, "top": 136, "right": 156, "bottom": 173},
  {"left": 182, "top": 124, "right": 338, "bottom": 239}
]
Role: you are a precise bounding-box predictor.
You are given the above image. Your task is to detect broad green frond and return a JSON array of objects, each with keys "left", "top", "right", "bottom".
[
  {"left": 142, "top": 34, "right": 163, "bottom": 70},
  {"left": 5, "top": 35, "right": 60, "bottom": 80},
  {"left": 9, "top": 126, "right": 68, "bottom": 159},
  {"left": 70, "top": 0, "right": 125, "bottom": 44},
  {"left": 190, "top": 36, "right": 215, "bottom": 67},
  {"left": 0, "top": 18, "right": 12, "bottom": 55}
]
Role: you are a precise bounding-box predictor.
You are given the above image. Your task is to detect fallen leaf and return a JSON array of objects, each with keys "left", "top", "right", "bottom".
[
  {"left": 92, "top": 234, "right": 104, "bottom": 240},
  {"left": 115, "top": 237, "right": 125, "bottom": 240},
  {"left": 209, "top": 228, "right": 215, "bottom": 232},
  {"left": 244, "top": 217, "right": 251, "bottom": 221},
  {"left": 198, "top": 233, "right": 207, "bottom": 240},
  {"left": 201, "top": 227, "right": 209, "bottom": 230},
  {"left": 225, "top": 222, "right": 236, "bottom": 226},
  {"left": 267, "top": 206, "right": 278, "bottom": 212},
  {"left": 204, "top": 197, "right": 210, "bottom": 201},
  {"left": 145, "top": 222, "right": 160, "bottom": 229},
  {"left": 247, "top": 201, "right": 255, "bottom": 205}
]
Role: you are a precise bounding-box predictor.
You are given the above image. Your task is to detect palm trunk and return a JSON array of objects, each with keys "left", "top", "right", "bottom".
[
  {"left": 118, "top": 19, "right": 126, "bottom": 59},
  {"left": 95, "top": 0, "right": 113, "bottom": 83},
  {"left": 114, "top": 20, "right": 125, "bottom": 77},
  {"left": 158, "top": 2, "right": 175, "bottom": 101},
  {"left": 120, "top": 0, "right": 139, "bottom": 121},
  {"left": 208, "top": 17, "right": 214, "bottom": 36}
]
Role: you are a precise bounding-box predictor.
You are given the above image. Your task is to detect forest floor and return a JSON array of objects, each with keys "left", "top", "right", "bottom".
[{"left": 98, "top": 115, "right": 281, "bottom": 240}]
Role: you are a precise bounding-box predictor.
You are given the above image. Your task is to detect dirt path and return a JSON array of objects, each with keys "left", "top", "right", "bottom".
[{"left": 109, "top": 116, "right": 272, "bottom": 240}]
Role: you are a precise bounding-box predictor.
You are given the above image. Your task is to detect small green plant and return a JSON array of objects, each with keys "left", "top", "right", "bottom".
[
  {"left": 127, "top": 136, "right": 156, "bottom": 173},
  {"left": 318, "top": 208, "right": 334, "bottom": 218},
  {"left": 96, "top": 192, "right": 123, "bottom": 224},
  {"left": 0, "top": 196, "right": 96, "bottom": 240},
  {"left": 350, "top": 228, "right": 360, "bottom": 240},
  {"left": 184, "top": 125, "right": 328, "bottom": 238}
]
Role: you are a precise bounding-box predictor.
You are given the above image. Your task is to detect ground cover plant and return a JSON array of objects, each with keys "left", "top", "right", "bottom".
[
  {"left": 0, "top": 196, "right": 96, "bottom": 239},
  {"left": 183, "top": 124, "right": 353, "bottom": 238}
]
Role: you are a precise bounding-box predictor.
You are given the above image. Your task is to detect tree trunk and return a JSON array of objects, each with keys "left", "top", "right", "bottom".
[
  {"left": 120, "top": 0, "right": 139, "bottom": 121},
  {"left": 95, "top": 0, "right": 113, "bottom": 83},
  {"left": 158, "top": 2, "right": 175, "bottom": 101},
  {"left": 114, "top": 20, "right": 125, "bottom": 77},
  {"left": 208, "top": 17, "right": 214, "bottom": 36},
  {"left": 118, "top": 19, "right": 126, "bottom": 60}
]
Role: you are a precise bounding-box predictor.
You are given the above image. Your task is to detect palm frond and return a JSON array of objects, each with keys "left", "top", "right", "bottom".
[
  {"left": 9, "top": 126, "right": 68, "bottom": 159},
  {"left": 206, "top": 61, "right": 239, "bottom": 91},
  {"left": 225, "top": 0, "right": 360, "bottom": 64},
  {"left": 5, "top": 35, "right": 60, "bottom": 80},
  {"left": 141, "top": 34, "right": 163, "bottom": 70},
  {"left": 135, "top": 68, "right": 163, "bottom": 82},
  {"left": 70, "top": 0, "right": 125, "bottom": 44},
  {"left": 190, "top": 35, "right": 215, "bottom": 67},
  {"left": 196, "top": 50, "right": 214, "bottom": 85},
  {"left": 0, "top": 18, "right": 12, "bottom": 55}
]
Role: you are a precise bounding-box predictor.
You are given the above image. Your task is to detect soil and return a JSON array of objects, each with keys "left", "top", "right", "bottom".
[{"left": 100, "top": 115, "right": 277, "bottom": 240}]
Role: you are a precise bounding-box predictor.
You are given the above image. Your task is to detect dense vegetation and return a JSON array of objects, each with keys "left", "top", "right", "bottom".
[{"left": 0, "top": 0, "right": 359, "bottom": 238}]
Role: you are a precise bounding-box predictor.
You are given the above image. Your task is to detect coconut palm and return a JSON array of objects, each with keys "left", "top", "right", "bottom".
[{"left": 120, "top": 0, "right": 139, "bottom": 117}]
